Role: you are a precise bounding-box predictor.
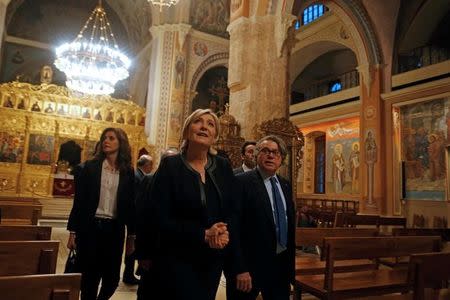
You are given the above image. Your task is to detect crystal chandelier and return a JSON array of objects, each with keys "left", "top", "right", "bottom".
[
  {"left": 148, "top": 0, "right": 181, "bottom": 12},
  {"left": 54, "top": 0, "right": 130, "bottom": 95}
]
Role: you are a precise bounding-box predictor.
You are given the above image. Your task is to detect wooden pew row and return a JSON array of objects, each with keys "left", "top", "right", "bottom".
[
  {"left": 0, "top": 225, "right": 52, "bottom": 240},
  {"left": 0, "top": 240, "right": 59, "bottom": 275},
  {"left": 0, "top": 203, "right": 42, "bottom": 225},
  {"left": 294, "top": 236, "right": 442, "bottom": 300},
  {"left": 379, "top": 228, "right": 450, "bottom": 267},
  {"left": 334, "top": 212, "right": 407, "bottom": 229},
  {"left": 295, "top": 228, "right": 378, "bottom": 275},
  {"left": 0, "top": 274, "right": 81, "bottom": 300},
  {"left": 354, "top": 252, "right": 450, "bottom": 300}
]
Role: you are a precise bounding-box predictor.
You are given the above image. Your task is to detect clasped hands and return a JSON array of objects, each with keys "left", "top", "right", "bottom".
[{"left": 205, "top": 222, "right": 229, "bottom": 249}]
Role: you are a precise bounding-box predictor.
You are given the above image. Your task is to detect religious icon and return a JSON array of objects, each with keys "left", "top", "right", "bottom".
[
  {"left": 40, "top": 65, "right": 53, "bottom": 84},
  {"left": 27, "top": 134, "right": 54, "bottom": 165},
  {"left": 3, "top": 95, "right": 14, "bottom": 108},
  {"left": 44, "top": 102, "right": 55, "bottom": 113},
  {"left": 332, "top": 143, "right": 345, "bottom": 193},
  {"left": 31, "top": 101, "right": 41, "bottom": 112},
  {"left": 128, "top": 113, "right": 136, "bottom": 125},
  {"left": 116, "top": 113, "right": 125, "bottom": 124},
  {"left": 17, "top": 98, "right": 26, "bottom": 109},
  {"left": 82, "top": 108, "right": 91, "bottom": 119},
  {"left": 106, "top": 111, "right": 114, "bottom": 122},
  {"left": 94, "top": 109, "right": 102, "bottom": 120},
  {"left": 69, "top": 105, "right": 81, "bottom": 117},
  {"left": 57, "top": 104, "right": 68, "bottom": 115},
  {"left": 174, "top": 55, "right": 185, "bottom": 88}
]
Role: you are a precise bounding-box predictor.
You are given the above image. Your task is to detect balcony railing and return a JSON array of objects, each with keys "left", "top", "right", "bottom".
[
  {"left": 397, "top": 45, "right": 450, "bottom": 74},
  {"left": 291, "top": 70, "right": 359, "bottom": 104}
]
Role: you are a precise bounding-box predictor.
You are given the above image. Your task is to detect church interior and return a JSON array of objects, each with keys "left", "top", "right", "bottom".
[{"left": 0, "top": 0, "right": 449, "bottom": 299}]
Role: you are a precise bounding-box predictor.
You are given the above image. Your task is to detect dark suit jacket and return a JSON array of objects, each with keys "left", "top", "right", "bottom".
[
  {"left": 67, "top": 159, "right": 136, "bottom": 235},
  {"left": 135, "top": 173, "right": 154, "bottom": 259},
  {"left": 150, "top": 153, "right": 235, "bottom": 260},
  {"left": 233, "top": 166, "right": 244, "bottom": 175},
  {"left": 230, "top": 169, "right": 296, "bottom": 287},
  {"left": 135, "top": 168, "right": 145, "bottom": 187}
]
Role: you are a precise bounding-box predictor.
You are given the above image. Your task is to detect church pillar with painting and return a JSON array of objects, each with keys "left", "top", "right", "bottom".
[
  {"left": 146, "top": 24, "right": 191, "bottom": 155},
  {"left": 227, "top": 1, "right": 296, "bottom": 139},
  {"left": 358, "top": 65, "right": 385, "bottom": 214}
]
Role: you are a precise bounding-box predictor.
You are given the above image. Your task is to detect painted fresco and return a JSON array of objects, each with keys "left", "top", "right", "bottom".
[
  {"left": 192, "top": 67, "right": 229, "bottom": 116},
  {"left": 400, "top": 97, "right": 449, "bottom": 201},
  {"left": 300, "top": 117, "right": 360, "bottom": 194},
  {"left": 0, "top": 132, "right": 25, "bottom": 163},
  {"left": 27, "top": 134, "right": 54, "bottom": 165},
  {"left": 190, "top": 0, "right": 230, "bottom": 38}
]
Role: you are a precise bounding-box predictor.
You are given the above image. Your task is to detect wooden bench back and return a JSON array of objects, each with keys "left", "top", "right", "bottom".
[
  {"left": 0, "top": 204, "right": 42, "bottom": 225},
  {"left": 0, "top": 225, "right": 52, "bottom": 240},
  {"left": 392, "top": 228, "right": 450, "bottom": 242},
  {"left": 323, "top": 236, "right": 441, "bottom": 291},
  {"left": 324, "top": 236, "right": 441, "bottom": 261},
  {"left": 0, "top": 274, "right": 81, "bottom": 300},
  {"left": 378, "top": 216, "right": 407, "bottom": 228},
  {"left": 408, "top": 252, "right": 450, "bottom": 300},
  {"left": 296, "top": 227, "right": 378, "bottom": 248},
  {"left": 334, "top": 212, "right": 379, "bottom": 227},
  {"left": 0, "top": 240, "right": 59, "bottom": 275}
]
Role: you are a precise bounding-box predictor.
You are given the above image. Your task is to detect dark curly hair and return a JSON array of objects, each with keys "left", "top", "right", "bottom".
[{"left": 94, "top": 127, "right": 132, "bottom": 173}]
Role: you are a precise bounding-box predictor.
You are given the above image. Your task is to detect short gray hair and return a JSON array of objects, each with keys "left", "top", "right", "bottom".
[
  {"left": 137, "top": 154, "right": 153, "bottom": 167},
  {"left": 180, "top": 109, "right": 220, "bottom": 155},
  {"left": 255, "top": 135, "right": 288, "bottom": 163},
  {"left": 160, "top": 148, "right": 179, "bottom": 160}
]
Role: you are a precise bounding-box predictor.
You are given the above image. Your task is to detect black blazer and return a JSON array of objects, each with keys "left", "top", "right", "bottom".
[
  {"left": 67, "top": 159, "right": 136, "bottom": 235},
  {"left": 135, "top": 173, "right": 154, "bottom": 260},
  {"left": 230, "top": 169, "right": 296, "bottom": 286},
  {"left": 150, "top": 153, "right": 235, "bottom": 260},
  {"left": 233, "top": 166, "right": 244, "bottom": 175}
]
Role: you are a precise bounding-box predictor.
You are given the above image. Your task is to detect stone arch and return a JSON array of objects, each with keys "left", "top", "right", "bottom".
[
  {"left": 184, "top": 52, "right": 229, "bottom": 118},
  {"left": 288, "top": 0, "right": 382, "bottom": 67}
]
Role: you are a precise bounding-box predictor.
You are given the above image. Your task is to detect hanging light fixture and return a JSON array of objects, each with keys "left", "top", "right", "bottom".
[
  {"left": 54, "top": 0, "right": 131, "bottom": 95},
  {"left": 148, "top": 0, "right": 180, "bottom": 12}
]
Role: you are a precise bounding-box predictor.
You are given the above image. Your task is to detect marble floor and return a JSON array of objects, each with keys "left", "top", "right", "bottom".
[
  {"left": 48, "top": 220, "right": 231, "bottom": 300},
  {"left": 48, "top": 220, "right": 312, "bottom": 300}
]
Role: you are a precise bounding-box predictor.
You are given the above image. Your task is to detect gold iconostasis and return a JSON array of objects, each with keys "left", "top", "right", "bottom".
[{"left": 0, "top": 81, "right": 151, "bottom": 198}]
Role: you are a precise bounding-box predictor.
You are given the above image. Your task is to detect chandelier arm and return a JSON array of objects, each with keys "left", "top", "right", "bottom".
[{"left": 103, "top": 13, "right": 118, "bottom": 48}]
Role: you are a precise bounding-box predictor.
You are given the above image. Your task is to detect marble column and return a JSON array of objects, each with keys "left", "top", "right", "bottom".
[{"left": 227, "top": 13, "right": 296, "bottom": 139}]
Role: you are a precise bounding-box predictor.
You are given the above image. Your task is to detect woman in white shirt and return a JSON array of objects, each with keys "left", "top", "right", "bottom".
[{"left": 67, "top": 127, "right": 136, "bottom": 300}]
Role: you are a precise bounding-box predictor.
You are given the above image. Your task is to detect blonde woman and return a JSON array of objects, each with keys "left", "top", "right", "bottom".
[{"left": 148, "top": 109, "right": 235, "bottom": 300}]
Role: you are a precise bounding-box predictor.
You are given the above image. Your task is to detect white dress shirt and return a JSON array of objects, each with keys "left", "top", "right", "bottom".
[{"left": 95, "top": 159, "right": 120, "bottom": 219}]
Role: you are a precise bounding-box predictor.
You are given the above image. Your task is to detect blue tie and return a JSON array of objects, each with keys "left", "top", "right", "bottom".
[{"left": 270, "top": 176, "right": 287, "bottom": 248}]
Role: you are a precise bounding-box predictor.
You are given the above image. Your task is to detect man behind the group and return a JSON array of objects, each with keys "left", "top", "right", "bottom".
[
  {"left": 233, "top": 141, "right": 256, "bottom": 175},
  {"left": 135, "top": 148, "right": 178, "bottom": 300},
  {"left": 123, "top": 154, "right": 153, "bottom": 284},
  {"left": 228, "top": 135, "right": 295, "bottom": 300}
]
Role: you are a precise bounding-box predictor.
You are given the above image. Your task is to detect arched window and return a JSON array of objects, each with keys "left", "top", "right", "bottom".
[
  {"left": 330, "top": 81, "right": 342, "bottom": 93},
  {"left": 303, "top": 3, "right": 325, "bottom": 25},
  {"left": 295, "top": 3, "right": 328, "bottom": 30}
]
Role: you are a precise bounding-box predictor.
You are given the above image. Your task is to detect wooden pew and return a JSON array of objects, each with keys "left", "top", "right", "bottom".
[
  {"left": 0, "top": 274, "right": 81, "bottom": 300},
  {"left": 353, "top": 252, "right": 450, "bottom": 300},
  {"left": 379, "top": 216, "right": 407, "bottom": 228},
  {"left": 334, "top": 212, "right": 379, "bottom": 228},
  {"left": 393, "top": 228, "right": 450, "bottom": 242},
  {"left": 295, "top": 228, "right": 378, "bottom": 275},
  {"left": 0, "top": 240, "right": 59, "bottom": 275},
  {"left": 0, "top": 225, "right": 52, "bottom": 240},
  {"left": 295, "top": 236, "right": 442, "bottom": 299},
  {"left": 0, "top": 203, "right": 42, "bottom": 225}
]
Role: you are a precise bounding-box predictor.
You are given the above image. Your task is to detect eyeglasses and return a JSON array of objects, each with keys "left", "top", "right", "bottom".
[{"left": 259, "top": 148, "right": 281, "bottom": 157}]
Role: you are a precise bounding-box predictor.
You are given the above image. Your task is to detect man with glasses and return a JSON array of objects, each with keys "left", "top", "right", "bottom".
[{"left": 228, "top": 135, "right": 295, "bottom": 300}]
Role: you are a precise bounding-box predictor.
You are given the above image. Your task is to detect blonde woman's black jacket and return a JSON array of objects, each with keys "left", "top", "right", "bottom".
[
  {"left": 150, "top": 153, "right": 235, "bottom": 259},
  {"left": 67, "top": 159, "right": 136, "bottom": 235}
]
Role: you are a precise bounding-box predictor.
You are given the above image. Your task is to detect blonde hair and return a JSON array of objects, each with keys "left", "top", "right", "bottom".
[{"left": 180, "top": 109, "right": 220, "bottom": 155}]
